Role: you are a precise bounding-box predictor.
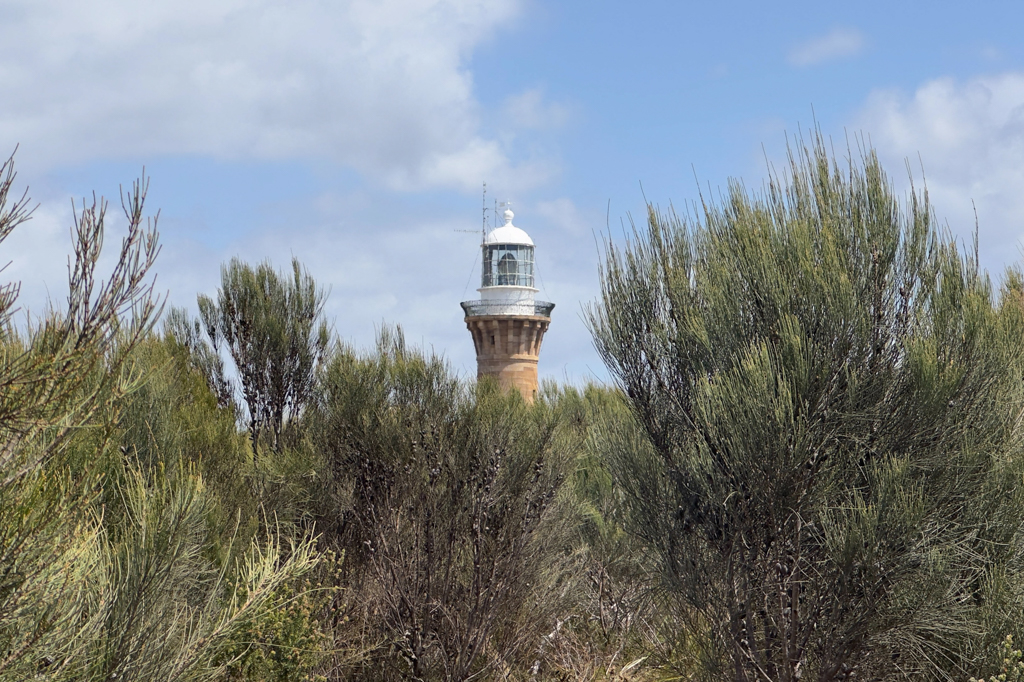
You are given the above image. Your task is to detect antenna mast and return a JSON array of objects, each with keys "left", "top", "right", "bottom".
[{"left": 481, "top": 182, "right": 488, "bottom": 243}]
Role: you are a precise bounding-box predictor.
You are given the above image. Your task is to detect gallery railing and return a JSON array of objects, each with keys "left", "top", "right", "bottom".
[{"left": 460, "top": 300, "right": 555, "bottom": 317}]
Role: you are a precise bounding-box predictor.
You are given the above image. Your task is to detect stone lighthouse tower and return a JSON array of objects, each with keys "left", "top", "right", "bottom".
[{"left": 461, "top": 208, "right": 554, "bottom": 402}]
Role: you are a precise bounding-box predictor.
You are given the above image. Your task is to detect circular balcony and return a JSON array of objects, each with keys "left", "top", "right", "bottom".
[{"left": 460, "top": 300, "right": 555, "bottom": 318}]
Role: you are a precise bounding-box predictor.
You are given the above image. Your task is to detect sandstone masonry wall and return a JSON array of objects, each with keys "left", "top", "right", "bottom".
[{"left": 464, "top": 314, "right": 551, "bottom": 402}]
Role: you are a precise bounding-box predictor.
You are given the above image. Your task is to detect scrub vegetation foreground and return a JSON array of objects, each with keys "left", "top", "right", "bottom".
[{"left": 4, "top": 137, "right": 1024, "bottom": 681}]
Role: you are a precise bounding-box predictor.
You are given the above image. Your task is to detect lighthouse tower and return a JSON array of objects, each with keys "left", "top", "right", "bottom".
[{"left": 461, "top": 208, "right": 554, "bottom": 402}]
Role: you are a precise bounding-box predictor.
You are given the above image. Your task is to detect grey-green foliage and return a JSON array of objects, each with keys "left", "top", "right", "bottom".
[
  {"left": 165, "top": 307, "right": 235, "bottom": 410},
  {"left": 0, "top": 160, "right": 159, "bottom": 467},
  {"left": 0, "top": 152, "right": 318, "bottom": 681},
  {"left": 71, "top": 463, "right": 318, "bottom": 682},
  {"left": 312, "top": 328, "right": 579, "bottom": 681},
  {"left": 114, "top": 333, "right": 256, "bottom": 547},
  {"left": 1, "top": 159, "right": 163, "bottom": 677},
  {"left": 587, "top": 135, "right": 1024, "bottom": 681},
  {"left": 197, "top": 257, "right": 330, "bottom": 453},
  {"left": 159, "top": 312, "right": 315, "bottom": 536}
]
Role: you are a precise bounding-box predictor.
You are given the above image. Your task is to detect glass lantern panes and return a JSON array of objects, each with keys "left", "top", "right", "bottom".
[{"left": 482, "top": 244, "right": 535, "bottom": 287}]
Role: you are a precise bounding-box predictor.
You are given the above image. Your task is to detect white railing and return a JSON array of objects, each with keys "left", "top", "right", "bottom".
[{"left": 460, "top": 300, "right": 555, "bottom": 317}]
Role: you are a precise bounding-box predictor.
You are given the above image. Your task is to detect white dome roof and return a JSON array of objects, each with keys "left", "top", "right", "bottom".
[{"left": 484, "top": 209, "right": 534, "bottom": 246}]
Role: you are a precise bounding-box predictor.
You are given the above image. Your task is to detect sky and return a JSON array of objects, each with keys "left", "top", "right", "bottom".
[{"left": 1, "top": 0, "right": 1023, "bottom": 384}]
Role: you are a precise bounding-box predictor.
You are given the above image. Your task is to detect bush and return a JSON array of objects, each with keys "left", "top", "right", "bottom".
[
  {"left": 311, "top": 329, "right": 581, "bottom": 681},
  {"left": 0, "top": 154, "right": 322, "bottom": 682},
  {"left": 220, "top": 551, "right": 343, "bottom": 682},
  {"left": 587, "top": 135, "right": 1024, "bottom": 680}
]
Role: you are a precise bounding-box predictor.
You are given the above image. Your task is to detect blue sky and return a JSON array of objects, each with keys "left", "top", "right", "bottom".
[{"left": 2, "top": 0, "right": 1023, "bottom": 383}]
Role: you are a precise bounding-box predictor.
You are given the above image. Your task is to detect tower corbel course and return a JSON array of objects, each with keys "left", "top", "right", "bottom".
[{"left": 461, "top": 209, "right": 553, "bottom": 402}]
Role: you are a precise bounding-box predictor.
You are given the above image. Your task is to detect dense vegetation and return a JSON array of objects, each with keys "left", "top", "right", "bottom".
[{"left": 4, "top": 137, "right": 1024, "bottom": 681}]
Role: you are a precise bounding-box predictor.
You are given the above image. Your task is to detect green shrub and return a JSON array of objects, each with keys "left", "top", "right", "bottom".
[
  {"left": 588, "top": 134, "right": 1024, "bottom": 679},
  {"left": 972, "top": 635, "right": 1024, "bottom": 682},
  {"left": 311, "top": 329, "right": 581, "bottom": 681},
  {"left": 220, "top": 551, "right": 342, "bottom": 682}
]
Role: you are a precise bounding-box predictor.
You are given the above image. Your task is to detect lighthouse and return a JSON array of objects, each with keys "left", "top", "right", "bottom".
[{"left": 461, "top": 208, "right": 554, "bottom": 402}]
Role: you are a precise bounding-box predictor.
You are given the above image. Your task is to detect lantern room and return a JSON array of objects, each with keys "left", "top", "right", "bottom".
[{"left": 481, "top": 209, "right": 535, "bottom": 288}]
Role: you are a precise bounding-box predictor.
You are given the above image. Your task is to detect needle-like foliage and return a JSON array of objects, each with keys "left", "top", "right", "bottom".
[
  {"left": 312, "top": 329, "right": 579, "bottom": 681},
  {"left": 0, "top": 151, "right": 320, "bottom": 682},
  {"left": 198, "top": 257, "right": 330, "bottom": 455},
  {"left": 587, "top": 135, "right": 1024, "bottom": 681}
]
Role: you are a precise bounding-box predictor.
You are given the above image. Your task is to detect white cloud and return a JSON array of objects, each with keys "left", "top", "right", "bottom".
[
  {"left": 856, "top": 72, "right": 1024, "bottom": 271},
  {"left": 535, "top": 197, "right": 588, "bottom": 237},
  {"left": 788, "top": 28, "right": 864, "bottom": 67},
  {"left": 0, "top": 202, "right": 76, "bottom": 311},
  {"left": 0, "top": 0, "right": 550, "bottom": 191},
  {"left": 0, "top": 0, "right": 598, "bottom": 383},
  {"left": 502, "top": 89, "right": 571, "bottom": 131},
  {"left": 162, "top": 197, "right": 503, "bottom": 377}
]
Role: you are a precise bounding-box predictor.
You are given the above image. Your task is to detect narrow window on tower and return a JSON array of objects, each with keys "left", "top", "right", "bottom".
[{"left": 490, "top": 335, "right": 495, "bottom": 345}]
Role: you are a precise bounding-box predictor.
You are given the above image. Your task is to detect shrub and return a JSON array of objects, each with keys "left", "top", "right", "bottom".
[
  {"left": 587, "top": 135, "right": 1024, "bottom": 680},
  {"left": 311, "top": 329, "right": 580, "bottom": 681}
]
